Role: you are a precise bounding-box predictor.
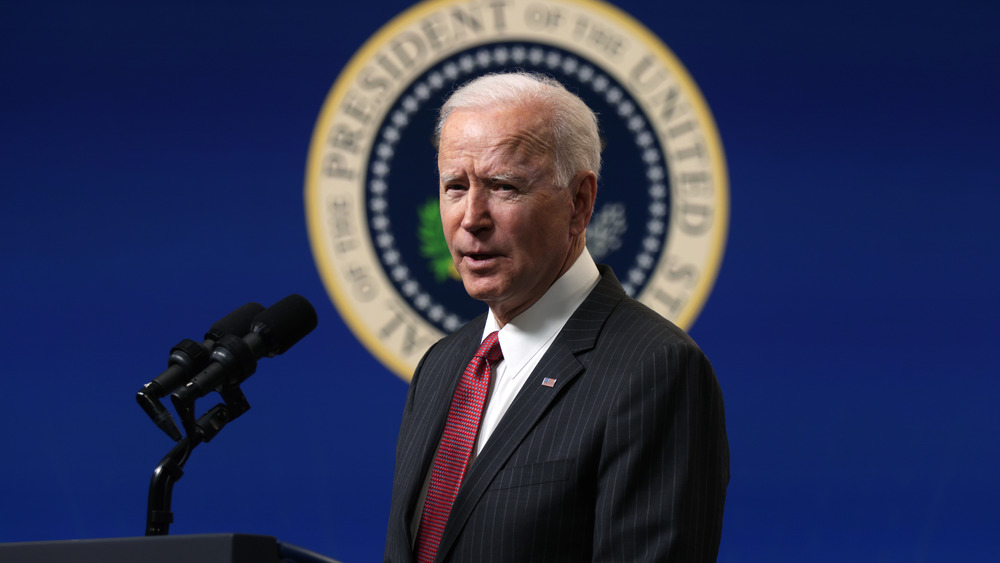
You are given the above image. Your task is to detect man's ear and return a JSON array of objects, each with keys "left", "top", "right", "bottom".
[{"left": 569, "top": 171, "right": 598, "bottom": 236}]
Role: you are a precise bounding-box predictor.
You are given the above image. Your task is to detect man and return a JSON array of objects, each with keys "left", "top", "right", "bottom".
[{"left": 385, "top": 72, "right": 729, "bottom": 562}]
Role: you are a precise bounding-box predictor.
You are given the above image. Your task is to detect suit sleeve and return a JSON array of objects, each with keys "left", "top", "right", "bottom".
[{"left": 592, "top": 340, "right": 729, "bottom": 562}]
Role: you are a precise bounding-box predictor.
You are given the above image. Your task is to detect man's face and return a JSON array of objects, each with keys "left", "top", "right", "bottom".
[{"left": 437, "top": 104, "right": 583, "bottom": 325}]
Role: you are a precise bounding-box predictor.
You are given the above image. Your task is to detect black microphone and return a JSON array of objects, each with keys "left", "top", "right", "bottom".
[
  {"left": 137, "top": 302, "right": 265, "bottom": 440},
  {"left": 204, "top": 302, "right": 268, "bottom": 349},
  {"left": 170, "top": 294, "right": 318, "bottom": 409}
]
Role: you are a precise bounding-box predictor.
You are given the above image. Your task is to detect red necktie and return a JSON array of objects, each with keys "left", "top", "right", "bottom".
[{"left": 414, "top": 331, "right": 503, "bottom": 563}]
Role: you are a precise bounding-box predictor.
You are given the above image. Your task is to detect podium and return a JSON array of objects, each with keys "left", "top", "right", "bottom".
[{"left": 0, "top": 533, "right": 341, "bottom": 563}]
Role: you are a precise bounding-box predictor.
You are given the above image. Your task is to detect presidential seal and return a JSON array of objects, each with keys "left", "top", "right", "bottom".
[{"left": 306, "top": 0, "right": 729, "bottom": 380}]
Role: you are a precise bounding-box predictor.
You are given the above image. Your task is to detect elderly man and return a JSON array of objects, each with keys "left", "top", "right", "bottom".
[{"left": 385, "top": 72, "right": 729, "bottom": 563}]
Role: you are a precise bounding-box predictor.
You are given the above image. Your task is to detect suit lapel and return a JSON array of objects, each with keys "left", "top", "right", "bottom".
[{"left": 434, "top": 267, "right": 626, "bottom": 561}]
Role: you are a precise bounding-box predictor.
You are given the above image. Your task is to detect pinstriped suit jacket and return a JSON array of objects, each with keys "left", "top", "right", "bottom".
[{"left": 385, "top": 266, "right": 729, "bottom": 562}]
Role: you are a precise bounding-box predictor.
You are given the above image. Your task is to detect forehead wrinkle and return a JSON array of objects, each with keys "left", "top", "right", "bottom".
[
  {"left": 438, "top": 107, "right": 556, "bottom": 185},
  {"left": 500, "top": 128, "right": 552, "bottom": 159},
  {"left": 480, "top": 130, "right": 554, "bottom": 183}
]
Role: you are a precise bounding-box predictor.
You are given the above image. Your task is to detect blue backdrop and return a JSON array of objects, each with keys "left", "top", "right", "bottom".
[{"left": 2, "top": 1, "right": 997, "bottom": 561}]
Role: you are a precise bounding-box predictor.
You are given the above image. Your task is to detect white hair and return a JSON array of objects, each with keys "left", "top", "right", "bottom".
[{"left": 435, "top": 72, "right": 602, "bottom": 186}]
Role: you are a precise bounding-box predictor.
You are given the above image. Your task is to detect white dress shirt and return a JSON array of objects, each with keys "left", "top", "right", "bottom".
[{"left": 474, "top": 249, "right": 601, "bottom": 456}]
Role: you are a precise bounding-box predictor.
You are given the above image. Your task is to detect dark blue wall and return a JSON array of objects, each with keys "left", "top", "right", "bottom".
[{"left": 2, "top": 1, "right": 997, "bottom": 561}]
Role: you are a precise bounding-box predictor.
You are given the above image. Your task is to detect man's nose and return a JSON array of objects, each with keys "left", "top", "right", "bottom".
[{"left": 461, "top": 186, "right": 492, "bottom": 232}]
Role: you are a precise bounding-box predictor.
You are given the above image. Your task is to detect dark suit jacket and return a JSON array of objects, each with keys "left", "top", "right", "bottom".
[{"left": 385, "top": 266, "right": 729, "bottom": 562}]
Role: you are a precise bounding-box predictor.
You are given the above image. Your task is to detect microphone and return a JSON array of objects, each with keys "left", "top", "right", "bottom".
[
  {"left": 137, "top": 302, "right": 265, "bottom": 440},
  {"left": 170, "top": 294, "right": 318, "bottom": 411},
  {"left": 204, "top": 302, "right": 268, "bottom": 348}
]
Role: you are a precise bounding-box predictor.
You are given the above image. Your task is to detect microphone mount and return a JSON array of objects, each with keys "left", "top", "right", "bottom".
[
  {"left": 136, "top": 339, "right": 210, "bottom": 441},
  {"left": 170, "top": 333, "right": 260, "bottom": 436},
  {"left": 141, "top": 294, "right": 317, "bottom": 536},
  {"left": 136, "top": 302, "right": 265, "bottom": 441}
]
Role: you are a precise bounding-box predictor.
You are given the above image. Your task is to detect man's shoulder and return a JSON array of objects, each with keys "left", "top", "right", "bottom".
[
  {"left": 586, "top": 265, "right": 700, "bottom": 348},
  {"left": 606, "top": 294, "right": 700, "bottom": 348},
  {"left": 554, "top": 267, "right": 708, "bottom": 372},
  {"left": 581, "top": 296, "right": 716, "bottom": 391}
]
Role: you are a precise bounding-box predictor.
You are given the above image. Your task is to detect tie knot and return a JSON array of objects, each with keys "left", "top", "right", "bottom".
[{"left": 476, "top": 331, "right": 503, "bottom": 365}]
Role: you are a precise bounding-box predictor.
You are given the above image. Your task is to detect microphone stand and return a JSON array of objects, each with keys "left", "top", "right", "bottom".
[
  {"left": 145, "top": 435, "right": 194, "bottom": 536},
  {"left": 145, "top": 386, "right": 251, "bottom": 536}
]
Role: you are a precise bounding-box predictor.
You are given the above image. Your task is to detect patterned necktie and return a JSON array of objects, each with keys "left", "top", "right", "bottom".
[{"left": 414, "top": 331, "right": 503, "bottom": 563}]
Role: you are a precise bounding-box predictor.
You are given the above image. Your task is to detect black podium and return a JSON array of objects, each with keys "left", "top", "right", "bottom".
[{"left": 0, "top": 533, "right": 341, "bottom": 563}]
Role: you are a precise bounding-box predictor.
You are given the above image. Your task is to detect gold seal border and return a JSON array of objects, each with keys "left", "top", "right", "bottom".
[{"left": 306, "top": 0, "right": 728, "bottom": 379}]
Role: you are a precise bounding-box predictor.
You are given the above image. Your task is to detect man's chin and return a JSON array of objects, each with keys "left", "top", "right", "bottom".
[{"left": 460, "top": 276, "right": 507, "bottom": 305}]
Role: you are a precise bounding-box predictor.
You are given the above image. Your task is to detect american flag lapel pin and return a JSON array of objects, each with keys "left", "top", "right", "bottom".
[{"left": 541, "top": 377, "right": 556, "bottom": 387}]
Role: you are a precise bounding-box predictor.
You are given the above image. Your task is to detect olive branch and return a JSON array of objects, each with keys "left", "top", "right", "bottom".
[{"left": 417, "top": 198, "right": 459, "bottom": 282}]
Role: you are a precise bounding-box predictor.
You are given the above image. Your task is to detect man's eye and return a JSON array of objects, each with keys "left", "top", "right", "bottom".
[{"left": 497, "top": 184, "right": 516, "bottom": 191}]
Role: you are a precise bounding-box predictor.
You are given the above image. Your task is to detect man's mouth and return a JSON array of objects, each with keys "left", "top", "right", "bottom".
[{"left": 462, "top": 252, "right": 499, "bottom": 266}]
